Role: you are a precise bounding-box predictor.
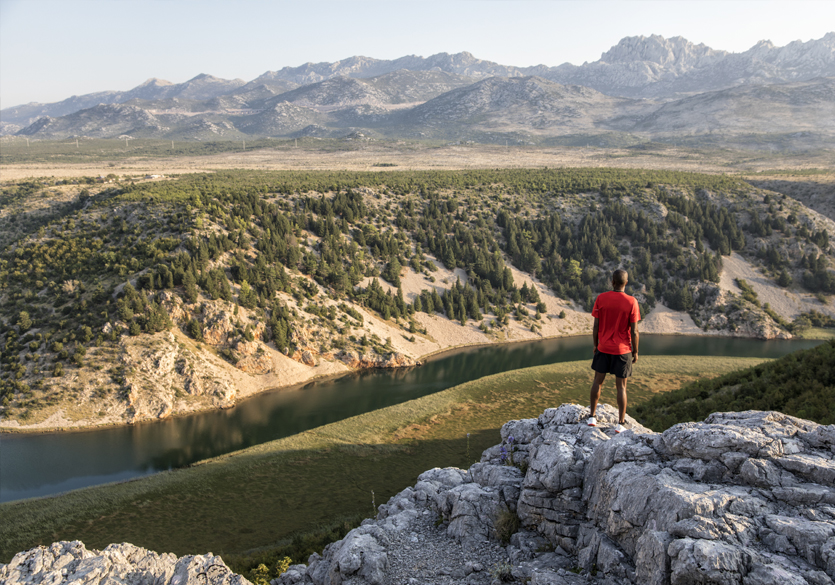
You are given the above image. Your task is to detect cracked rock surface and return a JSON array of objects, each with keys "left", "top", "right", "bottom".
[
  {"left": 279, "top": 404, "right": 835, "bottom": 585},
  {"left": 0, "top": 541, "right": 250, "bottom": 585}
]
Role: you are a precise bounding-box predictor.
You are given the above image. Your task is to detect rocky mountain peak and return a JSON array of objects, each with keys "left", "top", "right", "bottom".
[
  {"left": 180, "top": 73, "right": 245, "bottom": 88},
  {"left": 743, "top": 33, "right": 835, "bottom": 66},
  {"left": 599, "top": 34, "right": 725, "bottom": 69},
  {"left": 137, "top": 78, "right": 173, "bottom": 88},
  {"left": 282, "top": 405, "right": 835, "bottom": 585},
  {"left": 751, "top": 39, "right": 776, "bottom": 51},
  {"left": 445, "top": 50, "right": 477, "bottom": 63},
  {"left": 16, "top": 116, "right": 52, "bottom": 135},
  {"left": 187, "top": 73, "right": 217, "bottom": 82}
]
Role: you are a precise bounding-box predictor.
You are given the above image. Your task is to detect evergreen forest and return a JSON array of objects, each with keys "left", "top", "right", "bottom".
[{"left": 1, "top": 168, "right": 833, "bottom": 423}]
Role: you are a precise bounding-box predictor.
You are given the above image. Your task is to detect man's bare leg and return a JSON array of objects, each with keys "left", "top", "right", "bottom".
[
  {"left": 589, "top": 372, "right": 607, "bottom": 416},
  {"left": 615, "top": 377, "right": 628, "bottom": 424}
]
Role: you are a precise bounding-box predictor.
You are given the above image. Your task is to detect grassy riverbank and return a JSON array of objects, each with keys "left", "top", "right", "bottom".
[
  {"left": 795, "top": 327, "right": 835, "bottom": 340},
  {"left": 636, "top": 340, "right": 835, "bottom": 430},
  {"left": 0, "top": 355, "right": 765, "bottom": 565}
]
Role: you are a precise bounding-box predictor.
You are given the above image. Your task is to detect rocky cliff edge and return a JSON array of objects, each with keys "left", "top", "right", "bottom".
[
  {"left": 0, "top": 542, "right": 249, "bottom": 585},
  {"left": 3, "top": 404, "right": 835, "bottom": 585}
]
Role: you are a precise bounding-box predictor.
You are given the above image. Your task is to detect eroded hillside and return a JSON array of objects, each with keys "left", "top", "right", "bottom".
[{"left": 0, "top": 169, "right": 833, "bottom": 430}]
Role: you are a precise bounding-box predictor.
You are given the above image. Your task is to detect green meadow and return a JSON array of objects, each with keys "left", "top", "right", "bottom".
[
  {"left": 796, "top": 327, "right": 835, "bottom": 340},
  {"left": 0, "top": 355, "right": 766, "bottom": 568}
]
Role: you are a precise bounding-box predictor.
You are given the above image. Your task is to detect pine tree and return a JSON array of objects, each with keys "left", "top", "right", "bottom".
[
  {"left": 382, "top": 258, "right": 402, "bottom": 287},
  {"left": 187, "top": 319, "right": 203, "bottom": 341},
  {"left": 239, "top": 280, "right": 257, "bottom": 309},
  {"left": 183, "top": 270, "right": 199, "bottom": 303},
  {"left": 17, "top": 311, "right": 32, "bottom": 331}
]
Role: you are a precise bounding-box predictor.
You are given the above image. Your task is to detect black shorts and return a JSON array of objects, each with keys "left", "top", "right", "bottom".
[{"left": 591, "top": 351, "right": 633, "bottom": 379}]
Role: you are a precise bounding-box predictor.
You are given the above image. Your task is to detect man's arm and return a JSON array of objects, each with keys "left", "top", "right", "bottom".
[
  {"left": 630, "top": 322, "right": 639, "bottom": 363},
  {"left": 593, "top": 318, "right": 599, "bottom": 354}
]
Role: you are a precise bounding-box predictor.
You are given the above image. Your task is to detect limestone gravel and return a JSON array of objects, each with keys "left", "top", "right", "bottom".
[{"left": 379, "top": 509, "right": 506, "bottom": 585}]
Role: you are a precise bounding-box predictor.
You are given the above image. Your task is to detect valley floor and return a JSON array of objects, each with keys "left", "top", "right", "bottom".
[{"left": 3, "top": 143, "right": 835, "bottom": 181}]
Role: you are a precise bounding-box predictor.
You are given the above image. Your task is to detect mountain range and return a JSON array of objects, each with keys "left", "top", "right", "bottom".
[{"left": 3, "top": 33, "right": 834, "bottom": 146}]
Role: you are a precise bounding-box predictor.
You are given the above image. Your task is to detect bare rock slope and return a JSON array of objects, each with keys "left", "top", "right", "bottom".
[
  {"left": 4, "top": 404, "right": 835, "bottom": 585},
  {"left": 0, "top": 541, "right": 250, "bottom": 585}
]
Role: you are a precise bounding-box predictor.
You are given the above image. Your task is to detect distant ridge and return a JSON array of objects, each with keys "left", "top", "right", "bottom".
[
  {"left": 1, "top": 74, "right": 246, "bottom": 130},
  {"left": 2, "top": 33, "right": 834, "bottom": 146}
]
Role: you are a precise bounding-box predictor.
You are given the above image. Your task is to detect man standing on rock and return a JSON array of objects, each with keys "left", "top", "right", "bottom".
[{"left": 587, "top": 269, "right": 640, "bottom": 433}]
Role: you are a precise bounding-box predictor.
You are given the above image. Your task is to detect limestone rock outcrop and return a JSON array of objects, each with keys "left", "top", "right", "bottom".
[
  {"left": 278, "top": 404, "right": 835, "bottom": 584},
  {"left": 201, "top": 304, "right": 236, "bottom": 346},
  {"left": 0, "top": 541, "right": 250, "bottom": 585},
  {"left": 120, "top": 331, "right": 239, "bottom": 422},
  {"left": 158, "top": 291, "right": 189, "bottom": 322},
  {"left": 335, "top": 350, "right": 417, "bottom": 369},
  {"left": 234, "top": 340, "right": 273, "bottom": 374}
]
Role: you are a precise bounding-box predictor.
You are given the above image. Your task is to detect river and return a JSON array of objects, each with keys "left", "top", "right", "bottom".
[{"left": 0, "top": 335, "right": 821, "bottom": 503}]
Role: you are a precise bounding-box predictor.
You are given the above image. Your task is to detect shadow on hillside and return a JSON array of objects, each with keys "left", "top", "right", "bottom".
[
  {"left": 746, "top": 178, "right": 835, "bottom": 222},
  {"left": 0, "top": 429, "right": 500, "bottom": 562}
]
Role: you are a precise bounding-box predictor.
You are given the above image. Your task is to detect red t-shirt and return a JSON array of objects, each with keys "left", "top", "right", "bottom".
[{"left": 592, "top": 291, "right": 641, "bottom": 355}]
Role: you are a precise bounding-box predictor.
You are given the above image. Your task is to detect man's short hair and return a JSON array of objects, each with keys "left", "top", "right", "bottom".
[{"left": 613, "top": 269, "right": 628, "bottom": 287}]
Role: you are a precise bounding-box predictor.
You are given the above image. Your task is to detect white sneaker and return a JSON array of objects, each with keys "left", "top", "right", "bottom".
[
  {"left": 615, "top": 423, "right": 627, "bottom": 433},
  {"left": 587, "top": 416, "right": 597, "bottom": 427}
]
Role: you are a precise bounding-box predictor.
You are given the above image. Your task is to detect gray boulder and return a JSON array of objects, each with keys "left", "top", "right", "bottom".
[
  {"left": 307, "top": 525, "right": 389, "bottom": 585},
  {"left": 437, "top": 482, "right": 503, "bottom": 543}
]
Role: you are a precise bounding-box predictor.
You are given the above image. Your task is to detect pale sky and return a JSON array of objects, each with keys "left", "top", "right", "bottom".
[{"left": 1, "top": 0, "right": 833, "bottom": 108}]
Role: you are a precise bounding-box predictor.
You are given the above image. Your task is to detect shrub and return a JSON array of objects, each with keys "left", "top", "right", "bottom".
[
  {"left": 777, "top": 269, "right": 793, "bottom": 287},
  {"left": 735, "top": 279, "right": 760, "bottom": 306},
  {"left": 226, "top": 516, "right": 363, "bottom": 578},
  {"left": 489, "top": 561, "right": 514, "bottom": 582},
  {"left": 17, "top": 311, "right": 32, "bottom": 331},
  {"left": 248, "top": 564, "right": 270, "bottom": 585},
  {"left": 275, "top": 557, "right": 292, "bottom": 577},
  {"left": 493, "top": 507, "right": 520, "bottom": 545}
]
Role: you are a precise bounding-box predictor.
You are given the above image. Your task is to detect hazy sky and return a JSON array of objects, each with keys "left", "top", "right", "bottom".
[{"left": 1, "top": 0, "right": 833, "bottom": 108}]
